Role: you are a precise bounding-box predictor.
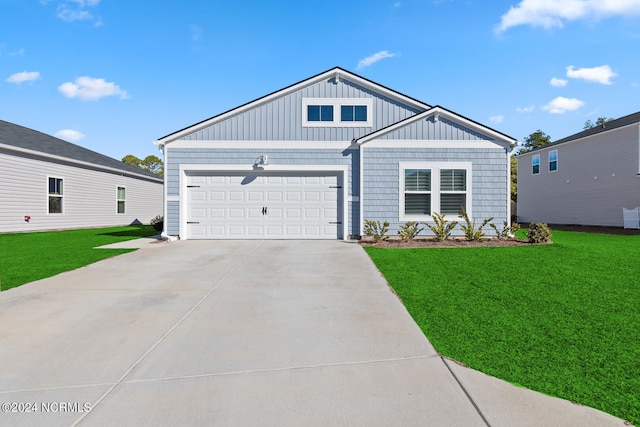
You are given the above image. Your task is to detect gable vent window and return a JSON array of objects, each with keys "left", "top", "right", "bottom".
[
  {"left": 341, "top": 105, "right": 367, "bottom": 122},
  {"left": 549, "top": 150, "right": 558, "bottom": 172},
  {"left": 307, "top": 105, "right": 334, "bottom": 122},
  {"left": 302, "top": 98, "right": 372, "bottom": 127}
]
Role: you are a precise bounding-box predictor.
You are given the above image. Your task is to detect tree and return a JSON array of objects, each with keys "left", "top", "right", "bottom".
[
  {"left": 122, "top": 154, "right": 163, "bottom": 176},
  {"left": 584, "top": 117, "right": 614, "bottom": 130},
  {"left": 519, "top": 129, "right": 551, "bottom": 154}
]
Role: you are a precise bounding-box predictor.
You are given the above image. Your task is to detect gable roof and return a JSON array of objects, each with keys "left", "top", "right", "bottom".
[
  {"left": 155, "top": 66, "right": 432, "bottom": 146},
  {"left": 355, "top": 105, "right": 517, "bottom": 148},
  {"left": 528, "top": 111, "right": 640, "bottom": 153},
  {"left": 0, "top": 119, "right": 162, "bottom": 182}
]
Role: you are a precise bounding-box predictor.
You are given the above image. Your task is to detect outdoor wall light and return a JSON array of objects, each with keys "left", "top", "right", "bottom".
[{"left": 256, "top": 154, "right": 269, "bottom": 166}]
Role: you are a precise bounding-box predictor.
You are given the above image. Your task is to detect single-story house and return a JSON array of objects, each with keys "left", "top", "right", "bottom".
[
  {"left": 154, "top": 67, "right": 517, "bottom": 240},
  {"left": 0, "top": 119, "right": 164, "bottom": 233},
  {"left": 517, "top": 111, "right": 640, "bottom": 228}
]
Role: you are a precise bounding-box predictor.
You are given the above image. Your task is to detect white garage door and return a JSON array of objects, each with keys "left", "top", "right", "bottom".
[{"left": 186, "top": 172, "right": 342, "bottom": 239}]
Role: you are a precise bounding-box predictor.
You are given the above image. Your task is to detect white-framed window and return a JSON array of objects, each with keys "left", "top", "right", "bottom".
[
  {"left": 399, "top": 162, "right": 472, "bottom": 221},
  {"left": 48, "top": 177, "right": 63, "bottom": 214},
  {"left": 302, "top": 98, "right": 372, "bottom": 127},
  {"left": 549, "top": 150, "right": 558, "bottom": 172},
  {"left": 117, "top": 186, "right": 126, "bottom": 214},
  {"left": 532, "top": 154, "right": 540, "bottom": 175}
]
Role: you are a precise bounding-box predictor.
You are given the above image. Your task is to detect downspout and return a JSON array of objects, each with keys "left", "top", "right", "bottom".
[
  {"left": 154, "top": 140, "right": 177, "bottom": 242},
  {"left": 359, "top": 139, "right": 364, "bottom": 239}
]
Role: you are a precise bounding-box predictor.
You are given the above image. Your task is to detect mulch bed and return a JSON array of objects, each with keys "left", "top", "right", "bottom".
[{"left": 360, "top": 237, "right": 530, "bottom": 248}]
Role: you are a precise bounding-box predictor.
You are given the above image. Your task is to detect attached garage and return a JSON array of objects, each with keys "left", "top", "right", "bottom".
[{"left": 182, "top": 167, "right": 346, "bottom": 240}]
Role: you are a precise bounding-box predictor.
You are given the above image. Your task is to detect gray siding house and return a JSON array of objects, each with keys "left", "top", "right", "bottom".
[
  {"left": 517, "top": 111, "right": 640, "bottom": 227},
  {"left": 155, "top": 67, "right": 516, "bottom": 240},
  {"left": 0, "top": 120, "right": 163, "bottom": 233}
]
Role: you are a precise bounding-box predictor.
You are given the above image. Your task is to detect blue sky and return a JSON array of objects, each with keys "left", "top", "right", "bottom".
[{"left": 2, "top": 0, "right": 639, "bottom": 160}]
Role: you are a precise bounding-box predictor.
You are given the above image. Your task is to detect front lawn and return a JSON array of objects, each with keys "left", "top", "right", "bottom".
[
  {"left": 0, "top": 225, "right": 157, "bottom": 291},
  {"left": 365, "top": 230, "right": 640, "bottom": 425}
]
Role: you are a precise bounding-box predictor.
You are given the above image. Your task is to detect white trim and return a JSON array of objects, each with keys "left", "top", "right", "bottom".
[
  {"left": 166, "top": 140, "right": 354, "bottom": 150},
  {"left": 302, "top": 98, "right": 373, "bottom": 128},
  {"left": 398, "top": 162, "right": 473, "bottom": 222},
  {"left": 359, "top": 145, "right": 364, "bottom": 238},
  {"left": 363, "top": 139, "right": 503, "bottom": 149},
  {"left": 156, "top": 67, "right": 431, "bottom": 145},
  {"left": 178, "top": 164, "right": 349, "bottom": 241},
  {"left": 0, "top": 143, "right": 162, "bottom": 183},
  {"left": 357, "top": 106, "right": 517, "bottom": 148}
]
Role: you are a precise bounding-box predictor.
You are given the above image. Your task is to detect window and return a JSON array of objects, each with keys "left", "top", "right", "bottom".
[
  {"left": 400, "top": 162, "right": 471, "bottom": 220},
  {"left": 117, "top": 186, "right": 126, "bottom": 214},
  {"left": 532, "top": 154, "right": 540, "bottom": 175},
  {"left": 48, "top": 177, "right": 63, "bottom": 214},
  {"left": 440, "top": 169, "right": 467, "bottom": 215},
  {"left": 404, "top": 169, "right": 431, "bottom": 215},
  {"left": 302, "top": 98, "right": 372, "bottom": 127},
  {"left": 549, "top": 150, "right": 558, "bottom": 172},
  {"left": 341, "top": 105, "right": 367, "bottom": 122},
  {"left": 307, "top": 105, "right": 333, "bottom": 122}
]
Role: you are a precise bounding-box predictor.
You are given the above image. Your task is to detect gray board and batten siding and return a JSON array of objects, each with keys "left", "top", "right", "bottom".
[
  {"left": 178, "top": 78, "right": 423, "bottom": 142},
  {"left": 518, "top": 120, "right": 640, "bottom": 227}
]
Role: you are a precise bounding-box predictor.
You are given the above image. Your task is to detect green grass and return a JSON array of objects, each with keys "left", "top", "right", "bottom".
[
  {"left": 0, "top": 225, "right": 157, "bottom": 291},
  {"left": 365, "top": 230, "right": 640, "bottom": 425}
]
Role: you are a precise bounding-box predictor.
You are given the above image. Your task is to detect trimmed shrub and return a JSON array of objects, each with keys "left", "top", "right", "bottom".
[
  {"left": 423, "top": 213, "right": 458, "bottom": 241},
  {"left": 150, "top": 215, "right": 164, "bottom": 233},
  {"left": 459, "top": 206, "right": 493, "bottom": 241},
  {"left": 526, "top": 222, "right": 552, "bottom": 243},
  {"left": 364, "top": 220, "right": 390, "bottom": 242},
  {"left": 490, "top": 221, "right": 521, "bottom": 240},
  {"left": 398, "top": 221, "right": 424, "bottom": 241}
]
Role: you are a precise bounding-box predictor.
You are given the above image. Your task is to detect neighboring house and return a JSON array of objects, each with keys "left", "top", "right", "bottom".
[
  {"left": 517, "top": 111, "right": 640, "bottom": 228},
  {"left": 154, "top": 67, "right": 516, "bottom": 240},
  {"left": 0, "top": 119, "right": 164, "bottom": 233}
]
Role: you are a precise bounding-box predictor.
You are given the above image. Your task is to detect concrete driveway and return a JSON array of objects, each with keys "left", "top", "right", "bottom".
[{"left": 0, "top": 240, "right": 628, "bottom": 426}]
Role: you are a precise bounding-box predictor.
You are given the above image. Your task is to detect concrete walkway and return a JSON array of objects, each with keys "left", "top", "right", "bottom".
[{"left": 0, "top": 240, "right": 629, "bottom": 426}]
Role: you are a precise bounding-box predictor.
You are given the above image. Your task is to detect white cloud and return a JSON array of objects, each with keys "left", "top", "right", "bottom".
[
  {"left": 490, "top": 115, "right": 504, "bottom": 124},
  {"left": 57, "top": 8, "right": 93, "bottom": 22},
  {"left": 357, "top": 50, "right": 397, "bottom": 70},
  {"left": 47, "top": 0, "right": 102, "bottom": 25},
  {"left": 58, "top": 76, "right": 129, "bottom": 101},
  {"left": 632, "top": 82, "right": 639, "bottom": 87},
  {"left": 542, "top": 96, "right": 584, "bottom": 114},
  {"left": 516, "top": 105, "right": 535, "bottom": 113},
  {"left": 55, "top": 129, "right": 85, "bottom": 142},
  {"left": 6, "top": 71, "right": 40, "bottom": 84},
  {"left": 550, "top": 77, "right": 568, "bottom": 87},
  {"left": 10, "top": 48, "right": 25, "bottom": 56},
  {"left": 566, "top": 65, "right": 617, "bottom": 85},
  {"left": 496, "top": 0, "right": 640, "bottom": 33},
  {"left": 393, "top": 2, "right": 401, "bottom": 7}
]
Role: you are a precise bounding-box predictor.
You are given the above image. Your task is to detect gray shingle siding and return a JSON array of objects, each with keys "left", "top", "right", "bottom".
[
  {"left": 363, "top": 147, "right": 508, "bottom": 236},
  {"left": 379, "top": 116, "right": 491, "bottom": 140}
]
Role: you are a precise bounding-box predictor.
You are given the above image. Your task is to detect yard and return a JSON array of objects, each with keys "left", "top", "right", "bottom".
[
  {"left": 0, "top": 225, "right": 157, "bottom": 291},
  {"left": 365, "top": 229, "right": 640, "bottom": 425}
]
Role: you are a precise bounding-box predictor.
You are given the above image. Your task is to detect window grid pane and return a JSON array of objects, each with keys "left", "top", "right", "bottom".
[
  {"left": 49, "top": 196, "right": 62, "bottom": 214},
  {"left": 117, "top": 187, "right": 126, "bottom": 199},
  {"left": 354, "top": 105, "right": 367, "bottom": 121},
  {"left": 440, "top": 169, "right": 466, "bottom": 191},
  {"left": 320, "top": 105, "right": 333, "bottom": 121},
  {"left": 307, "top": 105, "right": 320, "bottom": 121},
  {"left": 117, "top": 201, "right": 125, "bottom": 214},
  {"left": 341, "top": 105, "right": 353, "bottom": 121},
  {"left": 405, "top": 194, "right": 431, "bottom": 215},
  {"left": 405, "top": 169, "right": 431, "bottom": 192},
  {"left": 440, "top": 194, "right": 466, "bottom": 215}
]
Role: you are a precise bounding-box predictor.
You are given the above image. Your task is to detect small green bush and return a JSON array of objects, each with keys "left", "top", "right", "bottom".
[
  {"left": 490, "top": 221, "right": 521, "bottom": 240},
  {"left": 150, "top": 215, "right": 164, "bottom": 233},
  {"left": 423, "top": 213, "right": 458, "bottom": 241},
  {"left": 398, "top": 221, "right": 424, "bottom": 241},
  {"left": 526, "top": 222, "right": 552, "bottom": 243},
  {"left": 364, "top": 219, "right": 390, "bottom": 242},
  {"left": 459, "top": 206, "right": 493, "bottom": 241}
]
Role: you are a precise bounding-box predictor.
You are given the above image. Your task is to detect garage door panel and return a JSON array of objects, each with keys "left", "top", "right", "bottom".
[{"left": 187, "top": 171, "right": 341, "bottom": 239}]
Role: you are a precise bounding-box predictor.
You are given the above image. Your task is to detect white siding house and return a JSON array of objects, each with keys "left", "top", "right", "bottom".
[
  {"left": 155, "top": 67, "right": 517, "bottom": 240},
  {"left": 0, "top": 120, "right": 164, "bottom": 233},
  {"left": 517, "top": 111, "right": 640, "bottom": 227}
]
